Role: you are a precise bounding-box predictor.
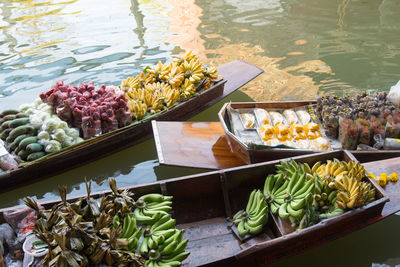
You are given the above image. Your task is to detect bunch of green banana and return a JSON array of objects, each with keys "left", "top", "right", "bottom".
[
  {"left": 263, "top": 173, "right": 288, "bottom": 214},
  {"left": 112, "top": 213, "right": 143, "bottom": 252},
  {"left": 144, "top": 229, "right": 189, "bottom": 267},
  {"left": 133, "top": 193, "right": 173, "bottom": 225},
  {"left": 278, "top": 170, "right": 315, "bottom": 225},
  {"left": 139, "top": 214, "right": 176, "bottom": 255},
  {"left": 312, "top": 174, "right": 337, "bottom": 212},
  {"left": 276, "top": 160, "right": 312, "bottom": 177},
  {"left": 297, "top": 205, "right": 320, "bottom": 229},
  {"left": 232, "top": 189, "right": 268, "bottom": 237},
  {"left": 318, "top": 205, "right": 344, "bottom": 220}
]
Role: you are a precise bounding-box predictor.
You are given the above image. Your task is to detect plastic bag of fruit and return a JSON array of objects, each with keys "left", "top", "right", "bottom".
[
  {"left": 339, "top": 113, "right": 358, "bottom": 150},
  {"left": 369, "top": 109, "right": 387, "bottom": 145},
  {"left": 355, "top": 111, "right": 371, "bottom": 145},
  {"left": 385, "top": 108, "right": 400, "bottom": 138}
]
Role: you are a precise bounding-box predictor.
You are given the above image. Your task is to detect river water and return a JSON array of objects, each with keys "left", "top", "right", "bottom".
[{"left": 1, "top": 0, "right": 400, "bottom": 266}]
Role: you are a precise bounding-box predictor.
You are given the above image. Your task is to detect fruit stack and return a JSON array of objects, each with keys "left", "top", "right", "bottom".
[
  {"left": 121, "top": 51, "right": 219, "bottom": 121},
  {"left": 232, "top": 158, "right": 376, "bottom": 236}
]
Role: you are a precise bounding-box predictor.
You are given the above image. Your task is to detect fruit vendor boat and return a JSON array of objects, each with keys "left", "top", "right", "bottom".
[
  {"left": 0, "top": 60, "right": 263, "bottom": 191},
  {"left": 151, "top": 101, "right": 400, "bottom": 169},
  {"left": 1, "top": 150, "right": 399, "bottom": 266}
]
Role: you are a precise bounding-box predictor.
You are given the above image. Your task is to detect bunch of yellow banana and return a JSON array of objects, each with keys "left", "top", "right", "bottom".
[
  {"left": 182, "top": 59, "right": 205, "bottom": 84},
  {"left": 147, "top": 61, "right": 171, "bottom": 81},
  {"left": 180, "top": 80, "right": 196, "bottom": 99},
  {"left": 312, "top": 159, "right": 365, "bottom": 182},
  {"left": 120, "top": 76, "right": 141, "bottom": 92},
  {"left": 333, "top": 174, "right": 375, "bottom": 209},
  {"left": 160, "top": 87, "right": 180, "bottom": 107},
  {"left": 120, "top": 51, "right": 219, "bottom": 121},
  {"left": 166, "top": 63, "right": 185, "bottom": 88},
  {"left": 128, "top": 100, "right": 147, "bottom": 120}
]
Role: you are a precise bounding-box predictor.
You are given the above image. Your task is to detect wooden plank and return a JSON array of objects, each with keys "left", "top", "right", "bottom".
[
  {"left": 363, "top": 157, "right": 400, "bottom": 217},
  {"left": 217, "top": 60, "right": 264, "bottom": 96},
  {"left": 153, "top": 121, "right": 245, "bottom": 169}
]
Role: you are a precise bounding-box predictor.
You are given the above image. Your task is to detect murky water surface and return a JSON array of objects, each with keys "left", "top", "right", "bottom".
[{"left": 1, "top": 0, "right": 400, "bottom": 265}]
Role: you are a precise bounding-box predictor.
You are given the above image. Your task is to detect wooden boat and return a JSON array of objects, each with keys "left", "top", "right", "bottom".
[
  {"left": 0, "top": 150, "right": 396, "bottom": 267},
  {"left": 0, "top": 60, "right": 263, "bottom": 191}
]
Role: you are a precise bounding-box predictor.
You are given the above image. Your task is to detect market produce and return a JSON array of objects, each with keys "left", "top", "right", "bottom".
[
  {"left": 40, "top": 82, "right": 132, "bottom": 139},
  {"left": 311, "top": 160, "right": 375, "bottom": 209},
  {"left": 121, "top": 51, "right": 219, "bottom": 122},
  {"left": 24, "top": 180, "right": 189, "bottom": 266},
  {"left": 317, "top": 91, "right": 400, "bottom": 148},
  {"left": 232, "top": 190, "right": 269, "bottom": 237},
  {"left": 248, "top": 159, "right": 377, "bottom": 230}
]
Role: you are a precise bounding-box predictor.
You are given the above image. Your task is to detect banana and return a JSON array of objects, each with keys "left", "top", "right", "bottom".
[
  {"left": 171, "top": 239, "right": 188, "bottom": 255},
  {"left": 312, "top": 161, "right": 321, "bottom": 173},
  {"left": 161, "top": 241, "right": 178, "bottom": 256},
  {"left": 293, "top": 182, "right": 314, "bottom": 200},
  {"left": 121, "top": 214, "right": 132, "bottom": 238},
  {"left": 287, "top": 204, "right": 305, "bottom": 220},
  {"left": 134, "top": 208, "right": 162, "bottom": 224},
  {"left": 303, "top": 163, "right": 312, "bottom": 174},
  {"left": 140, "top": 237, "right": 149, "bottom": 255},
  {"left": 147, "top": 201, "right": 173, "bottom": 209},
  {"left": 237, "top": 220, "right": 249, "bottom": 237},
  {"left": 112, "top": 214, "right": 120, "bottom": 229},
  {"left": 246, "top": 190, "right": 256, "bottom": 211},
  {"left": 290, "top": 198, "right": 305, "bottom": 210},
  {"left": 122, "top": 215, "right": 136, "bottom": 238},
  {"left": 152, "top": 218, "right": 176, "bottom": 232},
  {"left": 278, "top": 203, "right": 290, "bottom": 219},
  {"left": 151, "top": 214, "right": 172, "bottom": 230},
  {"left": 270, "top": 202, "right": 279, "bottom": 214},
  {"left": 140, "top": 193, "right": 168, "bottom": 203},
  {"left": 333, "top": 165, "right": 347, "bottom": 177},
  {"left": 162, "top": 251, "right": 190, "bottom": 262},
  {"left": 247, "top": 222, "right": 264, "bottom": 235}
]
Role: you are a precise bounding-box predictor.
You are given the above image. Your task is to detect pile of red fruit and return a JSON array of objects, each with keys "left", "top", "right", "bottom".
[{"left": 40, "top": 81, "right": 132, "bottom": 139}]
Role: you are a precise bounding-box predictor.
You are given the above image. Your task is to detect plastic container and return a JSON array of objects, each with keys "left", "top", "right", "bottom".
[{"left": 22, "top": 235, "right": 47, "bottom": 267}]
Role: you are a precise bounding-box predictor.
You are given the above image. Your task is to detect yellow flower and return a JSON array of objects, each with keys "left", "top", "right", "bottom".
[
  {"left": 378, "top": 173, "right": 388, "bottom": 186},
  {"left": 390, "top": 172, "right": 398, "bottom": 182}
]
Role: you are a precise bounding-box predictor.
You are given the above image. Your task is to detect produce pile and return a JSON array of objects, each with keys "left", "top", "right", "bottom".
[
  {"left": 121, "top": 51, "right": 219, "bottom": 120},
  {"left": 317, "top": 92, "right": 400, "bottom": 149},
  {"left": 0, "top": 100, "right": 83, "bottom": 161},
  {"left": 0, "top": 51, "right": 219, "bottom": 164},
  {"left": 40, "top": 82, "right": 132, "bottom": 139},
  {"left": 24, "top": 179, "right": 189, "bottom": 266},
  {"left": 233, "top": 159, "right": 376, "bottom": 235}
]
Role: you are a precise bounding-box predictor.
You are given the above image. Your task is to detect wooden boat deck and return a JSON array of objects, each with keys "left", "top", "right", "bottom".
[{"left": 153, "top": 121, "right": 245, "bottom": 169}]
